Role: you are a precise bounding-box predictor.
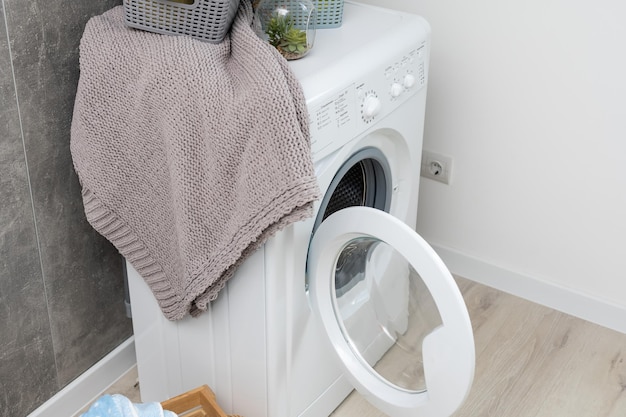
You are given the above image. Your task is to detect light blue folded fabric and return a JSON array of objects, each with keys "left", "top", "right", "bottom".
[{"left": 81, "top": 394, "right": 177, "bottom": 417}]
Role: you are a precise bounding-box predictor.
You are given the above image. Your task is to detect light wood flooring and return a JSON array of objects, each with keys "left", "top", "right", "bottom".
[
  {"left": 332, "top": 276, "right": 626, "bottom": 417},
  {"left": 93, "top": 277, "right": 626, "bottom": 417}
]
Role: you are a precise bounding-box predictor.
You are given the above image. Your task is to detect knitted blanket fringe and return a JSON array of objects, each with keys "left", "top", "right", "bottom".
[{"left": 71, "top": 1, "right": 320, "bottom": 320}]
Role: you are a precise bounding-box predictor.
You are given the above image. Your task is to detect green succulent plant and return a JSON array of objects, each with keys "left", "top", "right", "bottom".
[
  {"left": 265, "top": 12, "right": 309, "bottom": 59},
  {"left": 279, "top": 26, "right": 308, "bottom": 53}
]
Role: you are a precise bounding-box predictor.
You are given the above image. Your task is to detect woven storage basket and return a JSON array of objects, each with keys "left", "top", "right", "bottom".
[
  {"left": 314, "top": 0, "right": 343, "bottom": 28},
  {"left": 123, "top": 0, "right": 240, "bottom": 43}
]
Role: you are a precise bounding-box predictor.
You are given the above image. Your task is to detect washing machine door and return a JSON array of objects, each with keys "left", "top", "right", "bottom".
[{"left": 307, "top": 206, "right": 474, "bottom": 417}]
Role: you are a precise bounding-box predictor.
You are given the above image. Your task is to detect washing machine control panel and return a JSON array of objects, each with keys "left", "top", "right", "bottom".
[
  {"left": 383, "top": 49, "right": 425, "bottom": 96},
  {"left": 307, "top": 40, "right": 429, "bottom": 162}
]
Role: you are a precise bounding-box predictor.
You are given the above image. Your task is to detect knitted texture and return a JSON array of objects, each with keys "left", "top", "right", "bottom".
[{"left": 71, "top": 1, "right": 320, "bottom": 320}]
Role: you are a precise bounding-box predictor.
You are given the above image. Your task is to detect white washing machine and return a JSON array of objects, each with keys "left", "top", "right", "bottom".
[{"left": 127, "top": 2, "right": 475, "bottom": 417}]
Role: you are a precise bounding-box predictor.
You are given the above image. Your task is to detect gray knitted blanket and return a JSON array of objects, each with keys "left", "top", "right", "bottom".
[{"left": 71, "top": 1, "right": 320, "bottom": 320}]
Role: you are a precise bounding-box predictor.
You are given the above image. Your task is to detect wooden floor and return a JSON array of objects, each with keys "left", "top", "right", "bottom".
[
  {"left": 94, "top": 277, "right": 626, "bottom": 417},
  {"left": 332, "top": 276, "right": 626, "bottom": 417}
]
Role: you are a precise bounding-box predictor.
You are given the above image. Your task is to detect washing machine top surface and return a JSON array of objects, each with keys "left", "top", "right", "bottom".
[{"left": 287, "top": 1, "right": 431, "bottom": 162}]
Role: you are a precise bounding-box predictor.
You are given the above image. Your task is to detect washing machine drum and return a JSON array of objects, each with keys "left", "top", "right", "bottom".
[
  {"left": 318, "top": 149, "right": 390, "bottom": 223},
  {"left": 307, "top": 150, "right": 475, "bottom": 417},
  {"left": 314, "top": 149, "right": 391, "bottom": 295}
]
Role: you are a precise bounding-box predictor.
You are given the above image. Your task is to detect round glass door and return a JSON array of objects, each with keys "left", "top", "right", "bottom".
[{"left": 307, "top": 207, "right": 475, "bottom": 417}]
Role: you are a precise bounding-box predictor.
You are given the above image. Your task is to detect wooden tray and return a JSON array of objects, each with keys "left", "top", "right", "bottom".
[{"left": 161, "top": 385, "right": 236, "bottom": 417}]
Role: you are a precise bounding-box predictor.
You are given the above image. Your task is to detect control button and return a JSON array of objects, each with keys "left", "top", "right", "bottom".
[
  {"left": 362, "top": 95, "right": 382, "bottom": 119},
  {"left": 403, "top": 74, "right": 416, "bottom": 89},
  {"left": 390, "top": 82, "right": 403, "bottom": 98}
]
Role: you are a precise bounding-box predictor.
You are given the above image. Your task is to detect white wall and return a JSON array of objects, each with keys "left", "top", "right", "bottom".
[{"left": 356, "top": 0, "right": 626, "bottom": 332}]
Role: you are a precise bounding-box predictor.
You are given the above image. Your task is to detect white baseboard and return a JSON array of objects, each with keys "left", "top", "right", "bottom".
[
  {"left": 432, "top": 244, "right": 626, "bottom": 335},
  {"left": 29, "top": 337, "right": 136, "bottom": 417}
]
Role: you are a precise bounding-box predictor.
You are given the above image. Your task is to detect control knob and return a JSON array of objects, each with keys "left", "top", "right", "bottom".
[
  {"left": 362, "top": 94, "right": 382, "bottom": 119},
  {"left": 403, "top": 74, "right": 416, "bottom": 89},
  {"left": 390, "top": 82, "right": 403, "bottom": 98}
]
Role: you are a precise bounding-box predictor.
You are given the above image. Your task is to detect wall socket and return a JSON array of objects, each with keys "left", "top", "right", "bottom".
[{"left": 421, "top": 150, "right": 453, "bottom": 184}]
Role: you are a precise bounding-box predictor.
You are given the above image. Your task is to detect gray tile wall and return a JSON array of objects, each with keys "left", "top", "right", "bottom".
[{"left": 0, "top": 1, "right": 130, "bottom": 416}]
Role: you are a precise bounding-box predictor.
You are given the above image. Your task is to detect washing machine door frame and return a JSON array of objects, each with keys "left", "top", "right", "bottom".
[{"left": 307, "top": 206, "right": 475, "bottom": 417}]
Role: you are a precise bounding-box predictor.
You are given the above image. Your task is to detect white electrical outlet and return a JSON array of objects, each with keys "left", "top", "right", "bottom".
[{"left": 421, "top": 150, "right": 452, "bottom": 184}]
